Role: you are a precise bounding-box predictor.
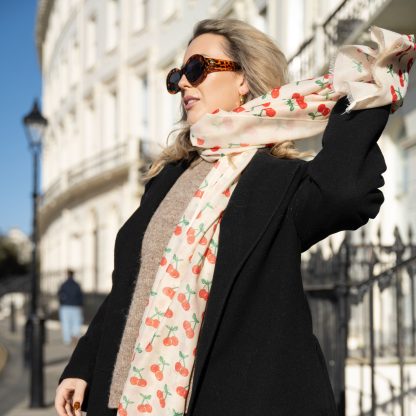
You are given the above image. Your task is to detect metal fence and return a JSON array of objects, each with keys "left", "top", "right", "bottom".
[{"left": 303, "top": 225, "right": 416, "bottom": 416}]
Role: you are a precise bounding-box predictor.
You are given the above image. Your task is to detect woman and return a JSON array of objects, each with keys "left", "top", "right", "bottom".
[{"left": 55, "top": 18, "right": 412, "bottom": 416}]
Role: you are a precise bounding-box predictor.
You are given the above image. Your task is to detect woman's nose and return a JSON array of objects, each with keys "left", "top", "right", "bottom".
[{"left": 178, "top": 73, "right": 191, "bottom": 91}]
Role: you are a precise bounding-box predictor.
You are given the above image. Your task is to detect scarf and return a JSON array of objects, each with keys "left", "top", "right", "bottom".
[{"left": 117, "top": 26, "right": 415, "bottom": 416}]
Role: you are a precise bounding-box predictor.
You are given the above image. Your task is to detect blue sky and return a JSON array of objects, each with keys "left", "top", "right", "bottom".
[{"left": 0, "top": 1, "right": 41, "bottom": 236}]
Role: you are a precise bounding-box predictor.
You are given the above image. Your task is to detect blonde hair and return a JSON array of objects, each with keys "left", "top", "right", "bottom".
[{"left": 142, "top": 18, "right": 314, "bottom": 182}]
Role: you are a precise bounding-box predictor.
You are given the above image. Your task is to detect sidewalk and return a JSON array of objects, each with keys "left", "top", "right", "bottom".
[{"left": 0, "top": 316, "right": 85, "bottom": 416}]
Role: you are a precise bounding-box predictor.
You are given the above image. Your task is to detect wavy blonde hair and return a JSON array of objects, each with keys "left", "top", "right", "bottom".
[{"left": 142, "top": 18, "right": 314, "bottom": 182}]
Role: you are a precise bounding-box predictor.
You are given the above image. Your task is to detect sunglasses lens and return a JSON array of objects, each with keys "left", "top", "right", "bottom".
[
  {"left": 185, "top": 57, "right": 205, "bottom": 83},
  {"left": 167, "top": 70, "right": 181, "bottom": 93},
  {"left": 166, "top": 55, "right": 206, "bottom": 93}
]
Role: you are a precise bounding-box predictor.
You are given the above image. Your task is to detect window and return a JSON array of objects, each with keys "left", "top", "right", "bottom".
[
  {"left": 130, "top": 73, "right": 149, "bottom": 141},
  {"left": 69, "top": 38, "right": 80, "bottom": 86},
  {"left": 84, "top": 96, "right": 96, "bottom": 158},
  {"left": 130, "top": 0, "right": 148, "bottom": 33},
  {"left": 86, "top": 14, "right": 97, "bottom": 69},
  {"left": 104, "top": 87, "right": 118, "bottom": 148},
  {"left": 106, "top": 0, "right": 120, "bottom": 52},
  {"left": 161, "top": 0, "right": 177, "bottom": 22}
]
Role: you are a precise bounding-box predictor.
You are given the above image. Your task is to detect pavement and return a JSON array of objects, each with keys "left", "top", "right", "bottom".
[{"left": 0, "top": 315, "right": 86, "bottom": 416}]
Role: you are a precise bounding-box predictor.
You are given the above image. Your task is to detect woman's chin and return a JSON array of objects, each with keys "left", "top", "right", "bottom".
[{"left": 187, "top": 111, "right": 205, "bottom": 126}]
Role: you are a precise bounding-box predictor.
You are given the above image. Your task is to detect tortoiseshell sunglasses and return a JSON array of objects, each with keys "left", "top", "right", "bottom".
[{"left": 166, "top": 54, "right": 242, "bottom": 94}]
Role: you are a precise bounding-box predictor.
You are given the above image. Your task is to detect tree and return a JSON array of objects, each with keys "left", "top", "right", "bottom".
[{"left": 0, "top": 234, "right": 29, "bottom": 280}]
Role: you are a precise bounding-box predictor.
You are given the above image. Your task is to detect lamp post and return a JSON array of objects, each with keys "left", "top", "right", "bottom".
[{"left": 22, "top": 99, "right": 48, "bottom": 408}]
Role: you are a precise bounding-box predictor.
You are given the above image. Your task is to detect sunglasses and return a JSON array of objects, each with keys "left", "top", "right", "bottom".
[{"left": 166, "top": 54, "right": 242, "bottom": 94}]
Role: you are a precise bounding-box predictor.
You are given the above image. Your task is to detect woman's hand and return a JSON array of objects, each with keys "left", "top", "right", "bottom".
[{"left": 55, "top": 378, "right": 87, "bottom": 416}]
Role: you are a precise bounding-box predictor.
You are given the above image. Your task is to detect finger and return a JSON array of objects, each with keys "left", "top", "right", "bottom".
[
  {"left": 73, "top": 400, "right": 81, "bottom": 416},
  {"left": 55, "top": 389, "right": 69, "bottom": 416},
  {"left": 65, "top": 401, "right": 74, "bottom": 416},
  {"left": 72, "top": 382, "right": 86, "bottom": 416}
]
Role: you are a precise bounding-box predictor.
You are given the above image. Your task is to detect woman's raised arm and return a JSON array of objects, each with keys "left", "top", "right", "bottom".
[{"left": 289, "top": 96, "right": 391, "bottom": 252}]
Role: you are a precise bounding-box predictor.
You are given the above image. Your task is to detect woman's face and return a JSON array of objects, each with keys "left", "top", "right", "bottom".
[{"left": 178, "top": 33, "right": 249, "bottom": 125}]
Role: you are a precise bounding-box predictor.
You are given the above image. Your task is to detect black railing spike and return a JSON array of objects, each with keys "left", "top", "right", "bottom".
[
  {"left": 328, "top": 237, "right": 334, "bottom": 254},
  {"left": 377, "top": 222, "right": 382, "bottom": 246},
  {"left": 408, "top": 223, "right": 413, "bottom": 244},
  {"left": 345, "top": 230, "right": 352, "bottom": 245},
  {"left": 393, "top": 225, "right": 405, "bottom": 253},
  {"left": 360, "top": 226, "right": 366, "bottom": 243}
]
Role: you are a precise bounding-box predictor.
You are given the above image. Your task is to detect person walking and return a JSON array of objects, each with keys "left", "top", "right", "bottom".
[
  {"left": 55, "top": 18, "right": 415, "bottom": 416},
  {"left": 58, "top": 269, "right": 84, "bottom": 347}
]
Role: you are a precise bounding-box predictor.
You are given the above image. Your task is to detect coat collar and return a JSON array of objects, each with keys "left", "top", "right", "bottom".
[{"left": 140, "top": 151, "right": 307, "bottom": 412}]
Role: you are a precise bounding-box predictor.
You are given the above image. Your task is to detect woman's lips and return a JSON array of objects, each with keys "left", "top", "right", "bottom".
[{"left": 185, "top": 99, "right": 199, "bottom": 110}]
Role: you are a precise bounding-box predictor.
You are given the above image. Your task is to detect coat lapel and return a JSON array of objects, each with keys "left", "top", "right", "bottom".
[{"left": 187, "top": 151, "right": 307, "bottom": 413}]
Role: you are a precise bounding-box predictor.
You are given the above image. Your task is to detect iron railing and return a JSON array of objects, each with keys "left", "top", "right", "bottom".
[{"left": 303, "top": 224, "right": 416, "bottom": 416}]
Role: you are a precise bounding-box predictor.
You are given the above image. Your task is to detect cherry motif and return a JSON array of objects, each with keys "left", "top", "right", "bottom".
[
  {"left": 187, "top": 228, "right": 196, "bottom": 244},
  {"left": 118, "top": 404, "right": 127, "bottom": 416},
  {"left": 199, "top": 288, "right": 209, "bottom": 301},
  {"left": 183, "top": 320, "right": 194, "bottom": 339},
  {"left": 162, "top": 287, "right": 175, "bottom": 299},
  {"left": 264, "top": 108, "right": 276, "bottom": 117},
  {"left": 205, "top": 247, "right": 216, "bottom": 264},
  {"left": 175, "top": 351, "right": 190, "bottom": 376},
  {"left": 391, "top": 85, "right": 398, "bottom": 102},
  {"left": 160, "top": 256, "right": 167, "bottom": 266},
  {"left": 176, "top": 386, "right": 189, "bottom": 398},
  {"left": 317, "top": 103, "right": 330, "bottom": 116},
  {"left": 399, "top": 69, "right": 405, "bottom": 87},
  {"left": 130, "top": 366, "right": 147, "bottom": 387},
  {"left": 199, "top": 278, "right": 211, "bottom": 301},
  {"left": 119, "top": 396, "right": 134, "bottom": 416},
  {"left": 292, "top": 92, "right": 308, "bottom": 110},
  {"left": 192, "top": 264, "right": 201, "bottom": 275},
  {"left": 163, "top": 325, "right": 179, "bottom": 346},
  {"left": 167, "top": 255, "right": 181, "bottom": 278},
  {"left": 150, "top": 356, "right": 169, "bottom": 380},
  {"left": 136, "top": 393, "right": 152, "bottom": 413},
  {"left": 156, "top": 386, "right": 169, "bottom": 409},
  {"left": 222, "top": 188, "right": 230, "bottom": 197},
  {"left": 194, "top": 189, "right": 204, "bottom": 198},
  {"left": 271, "top": 87, "right": 280, "bottom": 98}
]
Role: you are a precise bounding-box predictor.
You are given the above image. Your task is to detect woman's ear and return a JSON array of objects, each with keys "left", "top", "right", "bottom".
[{"left": 238, "top": 74, "right": 250, "bottom": 96}]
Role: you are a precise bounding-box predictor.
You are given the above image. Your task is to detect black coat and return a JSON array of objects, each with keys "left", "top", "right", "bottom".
[{"left": 59, "top": 97, "right": 391, "bottom": 415}]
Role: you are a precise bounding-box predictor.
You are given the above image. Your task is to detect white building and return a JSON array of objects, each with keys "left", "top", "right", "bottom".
[
  {"left": 35, "top": 1, "right": 415, "bottom": 413},
  {"left": 35, "top": 0, "right": 416, "bottom": 292}
]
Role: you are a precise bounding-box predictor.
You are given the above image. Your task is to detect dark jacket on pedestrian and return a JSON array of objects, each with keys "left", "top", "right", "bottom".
[
  {"left": 58, "top": 278, "right": 84, "bottom": 307},
  {"left": 59, "top": 97, "right": 391, "bottom": 415}
]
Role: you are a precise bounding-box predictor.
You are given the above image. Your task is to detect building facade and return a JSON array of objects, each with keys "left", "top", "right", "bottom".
[
  {"left": 35, "top": 0, "right": 416, "bottom": 295},
  {"left": 35, "top": 0, "right": 336, "bottom": 295}
]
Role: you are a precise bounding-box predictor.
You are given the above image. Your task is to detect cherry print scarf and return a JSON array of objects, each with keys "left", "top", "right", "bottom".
[{"left": 117, "top": 26, "right": 415, "bottom": 416}]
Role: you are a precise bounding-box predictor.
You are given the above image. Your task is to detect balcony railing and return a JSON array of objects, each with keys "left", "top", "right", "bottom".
[
  {"left": 41, "top": 142, "right": 128, "bottom": 207},
  {"left": 287, "top": 0, "right": 391, "bottom": 80}
]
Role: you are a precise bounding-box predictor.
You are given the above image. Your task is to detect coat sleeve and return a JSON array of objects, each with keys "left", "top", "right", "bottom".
[{"left": 289, "top": 96, "right": 391, "bottom": 253}]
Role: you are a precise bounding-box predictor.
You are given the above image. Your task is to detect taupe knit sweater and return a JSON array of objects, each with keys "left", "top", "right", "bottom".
[{"left": 108, "top": 156, "right": 213, "bottom": 411}]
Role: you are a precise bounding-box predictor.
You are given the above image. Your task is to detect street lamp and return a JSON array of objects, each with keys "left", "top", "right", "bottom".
[{"left": 22, "top": 98, "right": 48, "bottom": 408}]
